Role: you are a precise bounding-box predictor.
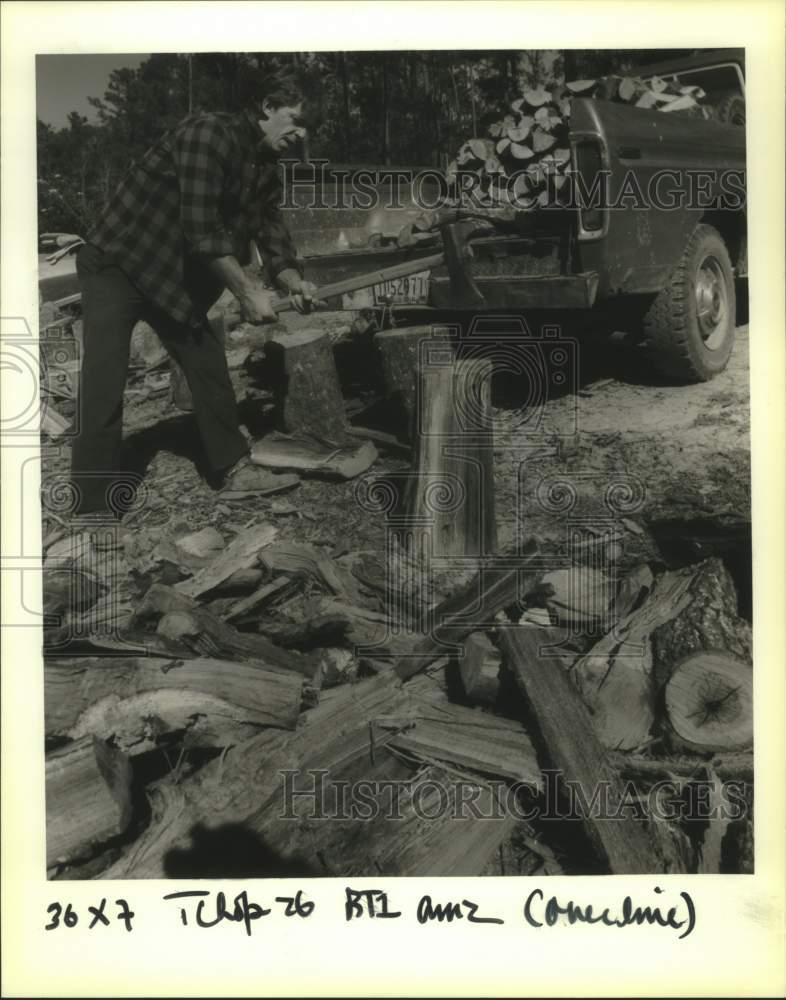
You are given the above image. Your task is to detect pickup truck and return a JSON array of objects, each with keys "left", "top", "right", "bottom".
[{"left": 354, "top": 49, "right": 748, "bottom": 383}]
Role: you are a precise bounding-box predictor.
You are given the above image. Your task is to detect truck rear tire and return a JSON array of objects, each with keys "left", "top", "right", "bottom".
[{"left": 644, "top": 224, "right": 736, "bottom": 382}]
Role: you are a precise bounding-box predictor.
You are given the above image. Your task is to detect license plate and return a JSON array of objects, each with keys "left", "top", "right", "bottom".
[
  {"left": 340, "top": 270, "right": 431, "bottom": 310},
  {"left": 372, "top": 270, "right": 431, "bottom": 305}
]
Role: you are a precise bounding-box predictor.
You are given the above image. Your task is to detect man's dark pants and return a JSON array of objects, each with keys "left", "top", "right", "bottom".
[{"left": 70, "top": 243, "right": 248, "bottom": 515}]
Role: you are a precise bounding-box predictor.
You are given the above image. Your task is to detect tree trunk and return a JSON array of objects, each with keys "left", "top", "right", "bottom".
[
  {"left": 46, "top": 735, "right": 133, "bottom": 868},
  {"left": 338, "top": 51, "right": 352, "bottom": 160},
  {"left": 381, "top": 55, "right": 391, "bottom": 165}
]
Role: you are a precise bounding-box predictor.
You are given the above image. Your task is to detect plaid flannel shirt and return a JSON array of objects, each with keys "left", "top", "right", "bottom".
[{"left": 88, "top": 110, "right": 302, "bottom": 326}]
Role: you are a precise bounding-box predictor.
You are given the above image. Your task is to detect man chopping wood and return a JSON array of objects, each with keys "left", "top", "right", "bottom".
[{"left": 70, "top": 71, "right": 317, "bottom": 518}]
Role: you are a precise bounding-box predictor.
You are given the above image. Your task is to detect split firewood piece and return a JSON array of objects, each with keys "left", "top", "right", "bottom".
[
  {"left": 224, "top": 575, "right": 295, "bottom": 624},
  {"left": 574, "top": 636, "right": 657, "bottom": 752},
  {"left": 174, "top": 522, "right": 277, "bottom": 599},
  {"left": 264, "top": 329, "right": 350, "bottom": 443},
  {"left": 386, "top": 700, "right": 541, "bottom": 786},
  {"left": 174, "top": 526, "right": 224, "bottom": 569},
  {"left": 373, "top": 325, "right": 451, "bottom": 438},
  {"left": 316, "top": 599, "right": 416, "bottom": 653},
  {"left": 130, "top": 319, "right": 168, "bottom": 370},
  {"left": 257, "top": 609, "right": 354, "bottom": 650},
  {"left": 45, "top": 735, "right": 133, "bottom": 868},
  {"left": 155, "top": 610, "right": 320, "bottom": 681},
  {"left": 696, "top": 766, "right": 734, "bottom": 873},
  {"left": 614, "top": 563, "right": 654, "bottom": 620},
  {"left": 100, "top": 672, "right": 411, "bottom": 878},
  {"left": 251, "top": 431, "right": 377, "bottom": 480},
  {"left": 340, "top": 764, "right": 518, "bottom": 877},
  {"left": 664, "top": 651, "right": 752, "bottom": 753},
  {"left": 132, "top": 584, "right": 319, "bottom": 679},
  {"left": 346, "top": 425, "right": 411, "bottom": 457},
  {"left": 403, "top": 354, "right": 496, "bottom": 569},
  {"left": 608, "top": 750, "right": 753, "bottom": 785},
  {"left": 459, "top": 632, "right": 502, "bottom": 705},
  {"left": 541, "top": 566, "right": 615, "bottom": 628},
  {"left": 498, "top": 625, "right": 661, "bottom": 874},
  {"left": 206, "top": 567, "right": 265, "bottom": 596},
  {"left": 258, "top": 541, "right": 369, "bottom": 606},
  {"left": 319, "top": 647, "right": 358, "bottom": 687},
  {"left": 572, "top": 563, "right": 708, "bottom": 751},
  {"left": 41, "top": 404, "right": 72, "bottom": 439},
  {"left": 45, "top": 655, "right": 304, "bottom": 755},
  {"left": 169, "top": 356, "right": 193, "bottom": 411},
  {"left": 396, "top": 543, "right": 541, "bottom": 681},
  {"left": 44, "top": 628, "right": 192, "bottom": 662},
  {"left": 43, "top": 567, "right": 104, "bottom": 619}
]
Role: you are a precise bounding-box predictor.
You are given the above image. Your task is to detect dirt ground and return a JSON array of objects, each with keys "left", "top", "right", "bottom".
[{"left": 41, "top": 314, "right": 751, "bottom": 622}]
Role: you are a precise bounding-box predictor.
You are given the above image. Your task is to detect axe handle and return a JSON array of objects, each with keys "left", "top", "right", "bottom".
[{"left": 271, "top": 250, "right": 445, "bottom": 313}]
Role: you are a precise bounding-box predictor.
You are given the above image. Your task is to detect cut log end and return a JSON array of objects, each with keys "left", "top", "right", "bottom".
[{"left": 664, "top": 650, "right": 752, "bottom": 753}]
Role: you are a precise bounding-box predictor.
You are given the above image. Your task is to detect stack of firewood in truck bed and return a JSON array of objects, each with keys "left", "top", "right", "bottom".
[{"left": 43, "top": 325, "right": 753, "bottom": 879}]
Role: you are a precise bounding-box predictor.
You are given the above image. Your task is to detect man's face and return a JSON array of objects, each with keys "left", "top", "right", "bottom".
[{"left": 258, "top": 100, "right": 307, "bottom": 156}]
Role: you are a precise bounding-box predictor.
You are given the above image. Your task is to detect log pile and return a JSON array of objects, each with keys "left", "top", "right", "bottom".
[
  {"left": 44, "top": 509, "right": 753, "bottom": 879},
  {"left": 436, "top": 71, "right": 735, "bottom": 216},
  {"left": 42, "top": 339, "right": 753, "bottom": 881}
]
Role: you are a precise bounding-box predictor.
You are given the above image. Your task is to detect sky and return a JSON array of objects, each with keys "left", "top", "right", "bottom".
[{"left": 36, "top": 53, "right": 149, "bottom": 127}]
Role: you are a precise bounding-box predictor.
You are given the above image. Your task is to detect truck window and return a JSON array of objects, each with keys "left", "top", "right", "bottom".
[{"left": 672, "top": 64, "right": 744, "bottom": 101}]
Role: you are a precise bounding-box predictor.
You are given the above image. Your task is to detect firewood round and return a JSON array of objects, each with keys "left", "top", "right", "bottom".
[{"left": 664, "top": 650, "right": 752, "bottom": 752}]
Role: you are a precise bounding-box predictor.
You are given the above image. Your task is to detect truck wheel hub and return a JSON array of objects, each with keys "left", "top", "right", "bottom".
[{"left": 695, "top": 255, "right": 728, "bottom": 350}]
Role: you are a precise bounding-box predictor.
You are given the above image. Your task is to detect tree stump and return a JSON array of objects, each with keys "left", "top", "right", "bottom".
[
  {"left": 46, "top": 735, "right": 133, "bottom": 868},
  {"left": 264, "top": 329, "right": 349, "bottom": 444},
  {"left": 374, "top": 325, "right": 451, "bottom": 439},
  {"left": 664, "top": 651, "right": 752, "bottom": 752}
]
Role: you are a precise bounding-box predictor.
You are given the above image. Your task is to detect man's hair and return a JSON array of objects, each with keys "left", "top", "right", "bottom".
[{"left": 257, "top": 69, "right": 307, "bottom": 112}]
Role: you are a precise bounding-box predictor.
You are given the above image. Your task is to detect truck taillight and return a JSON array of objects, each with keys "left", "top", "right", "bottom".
[{"left": 574, "top": 140, "right": 605, "bottom": 233}]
